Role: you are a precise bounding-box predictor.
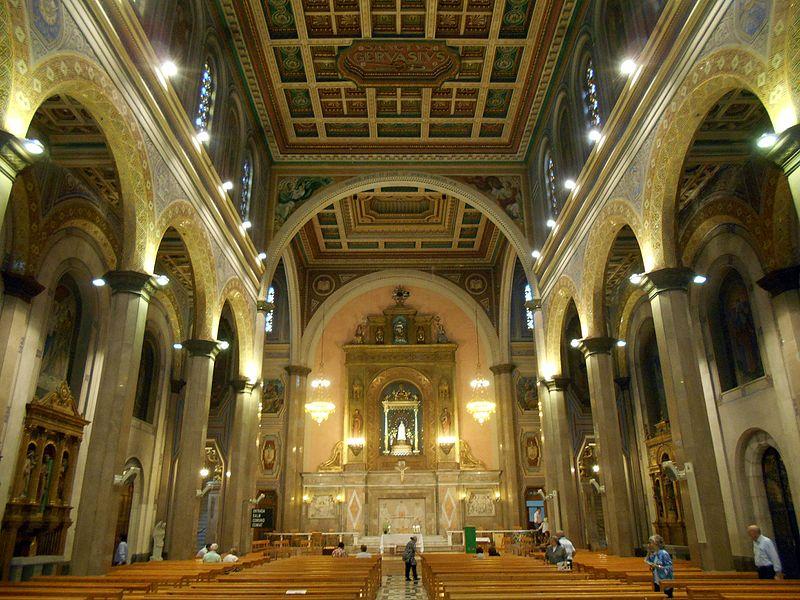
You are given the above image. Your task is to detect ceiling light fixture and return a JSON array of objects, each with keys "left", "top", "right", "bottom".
[
  {"left": 154, "top": 274, "right": 169, "bottom": 286},
  {"left": 620, "top": 58, "right": 637, "bottom": 76},
  {"left": 564, "top": 179, "right": 576, "bottom": 191},
  {"left": 257, "top": 251, "right": 267, "bottom": 260},
  {"left": 306, "top": 303, "right": 335, "bottom": 424},
  {"left": 588, "top": 128, "right": 602, "bottom": 143},
  {"left": 531, "top": 249, "right": 541, "bottom": 259},
  {"left": 693, "top": 274, "right": 707, "bottom": 285},
  {"left": 241, "top": 220, "right": 252, "bottom": 230},
  {"left": 22, "top": 138, "right": 45, "bottom": 155},
  {"left": 222, "top": 180, "right": 234, "bottom": 191},
  {"left": 546, "top": 219, "right": 556, "bottom": 229},
  {"left": 466, "top": 305, "right": 495, "bottom": 425},
  {"left": 616, "top": 339, "right": 627, "bottom": 347},
  {"left": 160, "top": 60, "right": 178, "bottom": 78},
  {"left": 629, "top": 273, "right": 643, "bottom": 285},
  {"left": 570, "top": 338, "right": 581, "bottom": 348},
  {"left": 756, "top": 132, "right": 778, "bottom": 148}
]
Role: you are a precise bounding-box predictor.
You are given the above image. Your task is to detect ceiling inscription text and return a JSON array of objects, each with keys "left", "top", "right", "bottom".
[{"left": 338, "top": 41, "right": 461, "bottom": 87}]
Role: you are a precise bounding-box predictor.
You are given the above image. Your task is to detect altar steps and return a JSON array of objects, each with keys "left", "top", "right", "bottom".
[{"left": 357, "top": 535, "right": 461, "bottom": 554}]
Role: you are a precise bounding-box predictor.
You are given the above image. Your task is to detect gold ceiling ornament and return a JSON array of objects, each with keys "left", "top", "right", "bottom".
[
  {"left": 306, "top": 302, "right": 335, "bottom": 425},
  {"left": 466, "top": 305, "right": 495, "bottom": 425}
]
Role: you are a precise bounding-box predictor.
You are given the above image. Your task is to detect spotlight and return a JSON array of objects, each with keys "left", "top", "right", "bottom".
[
  {"left": 592, "top": 464, "right": 600, "bottom": 473},
  {"left": 173, "top": 342, "right": 183, "bottom": 350},
  {"left": 531, "top": 249, "right": 541, "bottom": 259},
  {"left": 616, "top": 339, "right": 627, "bottom": 347},
  {"left": 92, "top": 277, "right": 106, "bottom": 287},
  {"left": 196, "top": 130, "right": 210, "bottom": 143},
  {"left": 22, "top": 138, "right": 45, "bottom": 155},
  {"left": 588, "top": 128, "right": 602, "bottom": 143},
  {"left": 564, "top": 179, "right": 576, "bottom": 191},
  {"left": 756, "top": 132, "right": 778, "bottom": 148},
  {"left": 160, "top": 60, "right": 178, "bottom": 78},
  {"left": 154, "top": 274, "right": 169, "bottom": 286},
  {"left": 218, "top": 340, "right": 230, "bottom": 350},
  {"left": 620, "top": 58, "right": 637, "bottom": 76},
  {"left": 257, "top": 251, "right": 267, "bottom": 260},
  {"left": 199, "top": 468, "right": 210, "bottom": 478},
  {"left": 241, "top": 220, "right": 252, "bottom": 230},
  {"left": 570, "top": 338, "right": 581, "bottom": 348},
  {"left": 629, "top": 273, "right": 643, "bottom": 285},
  {"left": 546, "top": 218, "right": 556, "bottom": 229},
  {"left": 222, "top": 180, "right": 234, "bottom": 191},
  {"left": 693, "top": 274, "right": 707, "bottom": 285}
]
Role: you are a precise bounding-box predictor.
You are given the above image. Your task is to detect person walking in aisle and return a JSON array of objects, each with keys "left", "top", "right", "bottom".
[
  {"left": 403, "top": 536, "right": 419, "bottom": 582},
  {"left": 748, "top": 525, "right": 783, "bottom": 579}
]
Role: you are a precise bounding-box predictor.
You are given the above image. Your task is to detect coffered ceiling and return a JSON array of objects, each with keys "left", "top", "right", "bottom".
[{"left": 221, "top": 0, "right": 575, "bottom": 161}]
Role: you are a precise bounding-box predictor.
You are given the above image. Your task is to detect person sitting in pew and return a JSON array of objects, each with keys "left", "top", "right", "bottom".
[
  {"left": 488, "top": 544, "right": 500, "bottom": 557},
  {"left": 355, "top": 544, "right": 371, "bottom": 558},
  {"left": 331, "top": 542, "right": 347, "bottom": 557},
  {"left": 196, "top": 543, "right": 210, "bottom": 558},
  {"left": 545, "top": 536, "right": 566, "bottom": 565},
  {"left": 223, "top": 547, "right": 239, "bottom": 563},
  {"left": 645, "top": 534, "right": 674, "bottom": 599},
  {"left": 475, "top": 547, "right": 486, "bottom": 559},
  {"left": 202, "top": 543, "right": 222, "bottom": 563}
]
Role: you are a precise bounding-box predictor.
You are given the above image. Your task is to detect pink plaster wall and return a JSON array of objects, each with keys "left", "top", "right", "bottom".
[{"left": 303, "top": 284, "right": 500, "bottom": 472}]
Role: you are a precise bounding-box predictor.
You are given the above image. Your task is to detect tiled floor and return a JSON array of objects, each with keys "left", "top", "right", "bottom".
[{"left": 378, "top": 575, "right": 428, "bottom": 599}]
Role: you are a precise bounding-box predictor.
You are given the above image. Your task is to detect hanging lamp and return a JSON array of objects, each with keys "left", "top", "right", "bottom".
[
  {"left": 466, "top": 305, "right": 495, "bottom": 424},
  {"left": 305, "top": 303, "right": 335, "bottom": 424}
]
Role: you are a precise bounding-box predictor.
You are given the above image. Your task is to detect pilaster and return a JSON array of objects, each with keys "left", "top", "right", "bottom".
[{"left": 489, "top": 363, "right": 522, "bottom": 528}]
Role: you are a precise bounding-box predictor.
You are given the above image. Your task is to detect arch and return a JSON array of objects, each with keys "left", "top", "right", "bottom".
[
  {"left": 580, "top": 199, "right": 645, "bottom": 336},
  {"left": 215, "top": 276, "right": 255, "bottom": 376},
  {"left": 15, "top": 54, "right": 157, "bottom": 270},
  {"left": 641, "top": 48, "right": 788, "bottom": 270},
  {"left": 0, "top": 0, "right": 13, "bottom": 119},
  {"left": 553, "top": 90, "right": 580, "bottom": 181},
  {"left": 259, "top": 173, "right": 538, "bottom": 300},
  {"left": 543, "top": 275, "right": 583, "bottom": 376},
  {"left": 737, "top": 429, "right": 784, "bottom": 538},
  {"left": 155, "top": 200, "right": 217, "bottom": 339}
]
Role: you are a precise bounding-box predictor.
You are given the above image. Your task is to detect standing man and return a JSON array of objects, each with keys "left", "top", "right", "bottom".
[
  {"left": 747, "top": 525, "right": 783, "bottom": 579},
  {"left": 403, "top": 536, "right": 419, "bottom": 582}
]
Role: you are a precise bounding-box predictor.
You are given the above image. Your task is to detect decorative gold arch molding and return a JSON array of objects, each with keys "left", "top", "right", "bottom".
[
  {"left": 156, "top": 200, "right": 218, "bottom": 340},
  {"left": 215, "top": 276, "right": 255, "bottom": 375},
  {"left": 259, "top": 172, "right": 538, "bottom": 299},
  {"left": 579, "top": 199, "right": 645, "bottom": 337},
  {"left": 7, "top": 52, "right": 156, "bottom": 270},
  {"left": 0, "top": 0, "right": 12, "bottom": 118},
  {"left": 543, "top": 274, "right": 583, "bottom": 375},
  {"left": 640, "top": 47, "right": 792, "bottom": 270}
]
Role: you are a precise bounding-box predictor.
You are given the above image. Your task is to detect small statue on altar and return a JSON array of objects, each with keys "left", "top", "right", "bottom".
[
  {"left": 434, "top": 317, "right": 448, "bottom": 343},
  {"left": 351, "top": 409, "right": 363, "bottom": 438},
  {"left": 375, "top": 328, "right": 385, "bottom": 344},
  {"left": 416, "top": 326, "right": 426, "bottom": 344},
  {"left": 392, "top": 316, "right": 408, "bottom": 344},
  {"left": 354, "top": 322, "right": 366, "bottom": 344},
  {"left": 21, "top": 446, "right": 36, "bottom": 498}
]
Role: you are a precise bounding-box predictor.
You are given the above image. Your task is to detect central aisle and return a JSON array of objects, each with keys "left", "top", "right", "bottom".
[{"left": 378, "top": 575, "right": 428, "bottom": 599}]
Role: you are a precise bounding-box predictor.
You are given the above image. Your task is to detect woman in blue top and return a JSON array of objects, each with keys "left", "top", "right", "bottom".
[{"left": 645, "top": 534, "right": 674, "bottom": 598}]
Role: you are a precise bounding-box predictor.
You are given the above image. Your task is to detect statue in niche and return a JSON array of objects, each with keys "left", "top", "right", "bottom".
[
  {"left": 21, "top": 445, "right": 36, "bottom": 498},
  {"left": 150, "top": 521, "right": 166, "bottom": 561},
  {"left": 351, "top": 409, "right": 363, "bottom": 437},
  {"left": 56, "top": 452, "right": 69, "bottom": 501},
  {"left": 416, "top": 326, "right": 426, "bottom": 344},
  {"left": 439, "top": 379, "right": 449, "bottom": 403},
  {"left": 354, "top": 321, "right": 366, "bottom": 344},
  {"left": 375, "top": 328, "right": 384, "bottom": 344},
  {"left": 440, "top": 406, "right": 452, "bottom": 436},
  {"left": 38, "top": 281, "right": 79, "bottom": 395},
  {"left": 434, "top": 316, "right": 448, "bottom": 343},
  {"left": 352, "top": 379, "right": 363, "bottom": 403},
  {"left": 392, "top": 316, "right": 408, "bottom": 344}
]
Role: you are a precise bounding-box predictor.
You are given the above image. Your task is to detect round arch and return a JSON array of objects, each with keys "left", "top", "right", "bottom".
[
  {"left": 259, "top": 172, "right": 538, "bottom": 299},
  {"left": 543, "top": 274, "right": 583, "bottom": 376},
  {"left": 215, "top": 277, "right": 255, "bottom": 376},
  {"left": 641, "top": 48, "right": 790, "bottom": 270}
]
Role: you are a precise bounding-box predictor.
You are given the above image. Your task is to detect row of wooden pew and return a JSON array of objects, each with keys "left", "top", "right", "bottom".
[{"left": 0, "top": 554, "right": 381, "bottom": 599}]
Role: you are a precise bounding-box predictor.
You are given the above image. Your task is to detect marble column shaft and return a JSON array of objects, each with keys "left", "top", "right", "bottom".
[
  {"left": 645, "top": 268, "right": 733, "bottom": 569},
  {"left": 220, "top": 379, "right": 258, "bottom": 553},
  {"left": 167, "top": 339, "right": 218, "bottom": 559},
  {"left": 489, "top": 363, "right": 522, "bottom": 528},
  {"left": 281, "top": 364, "right": 311, "bottom": 531},
  {"left": 581, "top": 337, "right": 635, "bottom": 555},
  {"left": 71, "top": 271, "right": 152, "bottom": 575},
  {"left": 542, "top": 377, "right": 583, "bottom": 545}
]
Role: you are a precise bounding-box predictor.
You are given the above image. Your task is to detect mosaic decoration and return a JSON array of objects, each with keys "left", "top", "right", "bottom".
[
  {"left": 516, "top": 376, "right": 539, "bottom": 411},
  {"left": 261, "top": 378, "right": 285, "bottom": 414},
  {"left": 337, "top": 40, "right": 460, "bottom": 87},
  {"left": 275, "top": 176, "right": 333, "bottom": 228},
  {"left": 456, "top": 175, "right": 523, "bottom": 225},
  {"left": 31, "top": 0, "right": 63, "bottom": 45}
]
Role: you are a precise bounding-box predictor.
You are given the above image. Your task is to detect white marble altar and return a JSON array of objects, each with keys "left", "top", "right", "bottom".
[{"left": 380, "top": 533, "right": 424, "bottom": 554}]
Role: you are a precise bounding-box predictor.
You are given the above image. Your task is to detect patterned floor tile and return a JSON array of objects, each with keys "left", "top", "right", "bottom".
[{"left": 378, "top": 575, "right": 428, "bottom": 599}]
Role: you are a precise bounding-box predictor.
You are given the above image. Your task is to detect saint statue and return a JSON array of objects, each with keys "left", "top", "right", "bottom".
[
  {"left": 375, "top": 328, "right": 384, "bottom": 344},
  {"left": 354, "top": 322, "right": 366, "bottom": 344},
  {"left": 351, "top": 409, "right": 363, "bottom": 437},
  {"left": 397, "top": 420, "right": 407, "bottom": 441},
  {"left": 440, "top": 406, "right": 452, "bottom": 436},
  {"left": 439, "top": 379, "right": 449, "bottom": 403},
  {"left": 352, "top": 379, "right": 363, "bottom": 403},
  {"left": 150, "top": 521, "right": 166, "bottom": 561},
  {"left": 416, "top": 326, "right": 425, "bottom": 344},
  {"left": 392, "top": 316, "right": 408, "bottom": 344},
  {"left": 434, "top": 317, "right": 448, "bottom": 343},
  {"left": 21, "top": 446, "right": 36, "bottom": 498},
  {"left": 56, "top": 452, "right": 69, "bottom": 501}
]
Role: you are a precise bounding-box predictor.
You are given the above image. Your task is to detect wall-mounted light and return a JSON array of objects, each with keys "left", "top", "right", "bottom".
[
  {"left": 546, "top": 219, "right": 556, "bottom": 229},
  {"left": 199, "top": 467, "right": 210, "bottom": 478},
  {"left": 92, "top": 277, "right": 106, "bottom": 287},
  {"left": 241, "top": 220, "right": 252, "bottom": 231},
  {"left": 616, "top": 339, "right": 627, "bottom": 348},
  {"left": 257, "top": 251, "right": 267, "bottom": 260},
  {"left": 437, "top": 435, "right": 456, "bottom": 455},
  {"left": 569, "top": 338, "right": 581, "bottom": 348},
  {"left": 22, "top": 138, "right": 45, "bottom": 155},
  {"left": 222, "top": 180, "right": 234, "bottom": 191},
  {"left": 196, "top": 130, "right": 210, "bottom": 144},
  {"left": 629, "top": 273, "right": 644, "bottom": 285},
  {"left": 160, "top": 60, "right": 178, "bottom": 78},
  {"left": 154, "top": 274, "right": 169, "bottom": 286},
  {"left": 494, "top": 490, "right": 501, "bottom": 502},
  {"left": 347, "top": 437, "right": 365, "bottom": 456},
  {"left": 693, "top": 274, "right": 707, "bottom": 285},
  {"left": 756, "top": 132, "right": 778, "bottom": 148},
  {"left": 531, "top": 249, "right": 541, "bottom": 259},
  {"left": 591, "top": 464, "right": 600, "bottom": 473},
  {"left": 226, "top": 470, "right": 231, "bottom": 478},
  {"left": 302, "top": 493, "right": 312, "bottom": 504},
  {"left": 587, "top": 128, "right": 602, "bottom": 143},
  {"left": 619, "top": 58, "right": 637, "bottom": 76},
  {"left": 563, "top": 179, "right": 576, "bottom": 191},
  {"left": 218, "top": 340, "right": 230, "bottom": 351},
  {"left": 172, "top": 342, "right": 183, "bottom": 350}
]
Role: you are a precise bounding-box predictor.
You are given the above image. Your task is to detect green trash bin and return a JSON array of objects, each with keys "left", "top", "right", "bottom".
[{"left": 464, "top": 526, "right": 477, "bottom": 554}]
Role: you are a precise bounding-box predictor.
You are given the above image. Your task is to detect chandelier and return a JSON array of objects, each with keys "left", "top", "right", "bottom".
[
  {"left": 305, "top": 303, "right": 335, "bottom": 424},
  {"left": 466, "top": 305, "right": 496, "bottom": 424}
]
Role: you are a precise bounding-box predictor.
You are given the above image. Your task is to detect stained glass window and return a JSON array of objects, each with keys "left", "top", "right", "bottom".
[
  {"left": 195, "top": 61, "right": 215, "bottom": 133},
  {"left": 239, "top": 155, "right": 253, "bottom": 220},
  {"left": 583, "top": 56, "right": 602, "bottom": 128},
  {"left": 264, "top": 286, "right": 276, "bottom": 334},
  {"left": 545, "top": 150, "right": 558, "bottom": 217},
  {"left": 524, "top": 284, "right": 534, "bottom": 330}
]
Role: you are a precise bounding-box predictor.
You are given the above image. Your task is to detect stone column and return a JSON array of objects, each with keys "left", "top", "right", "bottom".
[
  {"left": 541, "top": 377, "right": 583, "bottom": 545},
  {"left": 220, "top": 379, "right": 258, "bottom": 552},
  {"left": 0, "top": 272, "right": 44, "bottom": 466},
  {"left": 0, "top": 131, "right": 45, "bottom": 230},
  {"left": 758, "top": 265, "right": 800, "bottom": 403},
  {"left": 167, "top": 339, "right": 218, "bottom": 559},
  {"left": 758, "top": 123, "right": 800, "bottom": 218},
  {"left": 644, "top": 267, "right": 733, "bottom": 569},
  {"left": 580, "top": 337, "right": 635, "bottom": 556},
  {"left": 281, "top": 364, "right": 311, "bottom": 531},
  {"left": 71, "top": 271, "right": 152, "bottom": 575},
  {"left": 489, "top": 363, "right": 522, "bottom": 528}
]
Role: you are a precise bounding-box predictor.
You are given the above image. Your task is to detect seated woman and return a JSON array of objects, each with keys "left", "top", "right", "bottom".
[{"left": 544, "top": 536, "right": 566, "bottom": 565}]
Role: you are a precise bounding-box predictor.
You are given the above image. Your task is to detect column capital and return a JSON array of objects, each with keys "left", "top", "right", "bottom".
[
  {"left": 642, "top": 267, "right": 694, "bottom": 297},
  {"left": 285, "top": 364, "right": 312, "bottom": 377},
  {"left": 182, "top": 338, "right": 221, "bottom": 358},
  {"left": 579, "top": 336, "right": 616, "bottom": 357},
  {"left": 489, "top": 363, "right": 515, "bottom": 375},
  {"left": 1, "top": 270, "right": 45, "bottom": 303},
  {"left": 524, "top": 299, "right": 542, "bottom": 311},
  {"left": 542, "top": 376, "right": 570, "bottom": 392},
  {"left": 757, "top": 264, "right": 800, "bottom": 298},
  {"left": 104, "top": 270, "right": 154, "bottom": 297},
  {"left": 231, "top": 378, "right": 256, "bottom": 393},
  {"left": 758, "top": 123, "right": 800, "bottom": 177},
  {"left": 614, "top": 376, "right": 631, "bottom": 391},
  {"left": 170, "top": 379, "right": 186, "bottom": 394},
  {"left": 0, "top": 130, "right": 47, "bottom": 180},
  {"left": 257, "top": 300, "right": 276, "bottom": 313}
]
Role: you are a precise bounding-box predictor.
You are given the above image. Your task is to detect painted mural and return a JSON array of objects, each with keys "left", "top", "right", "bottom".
[
  {"left": 274, "top": 176, "right": 333, "bottom": 230},
  {"left": 455, "top": 175, "right": 524, "bottom": 226}
]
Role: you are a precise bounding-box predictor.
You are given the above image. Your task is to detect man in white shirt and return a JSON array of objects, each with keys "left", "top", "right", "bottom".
[
  {"left": 555, "top": 530, "right": 576, "bottom": 569},
  {"left": 223, "top": 547, "right": 239, "bottom": 563},
  {"left": 747, "top": 525, "right": 783, "bottom": 579},
  {"left": 355, "top": 544, "right": 371, "bottom": 558}
]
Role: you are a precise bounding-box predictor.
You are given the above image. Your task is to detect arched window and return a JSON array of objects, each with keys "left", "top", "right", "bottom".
[
  {"left": 194, "top": 60, "right": 215, "bottom": 133},
  {"left": 714, "top": 270, "right": 764, "bottom": 391},
  {"left": 544, "top": 149, "right": 558, "bottom": 217},
  {"left": 133, "top": 335, "right": 158, "bottom": 423},
  {"left": 524, "top": 284, "right": 534, "bottom": 330},
  {"left": 582, "top": 56, "right": 602, "bottom": 129},
  {"left": 264, "top": 286, "right": 276, "bottom": 334},
  {"left": 239, "top": 154, "right": 253, "bottom": 220}
]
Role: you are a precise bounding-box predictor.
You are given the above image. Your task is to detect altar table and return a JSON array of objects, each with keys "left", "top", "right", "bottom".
[{"left": 380, "top": 533, "right": 424, "bottom": 554}]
